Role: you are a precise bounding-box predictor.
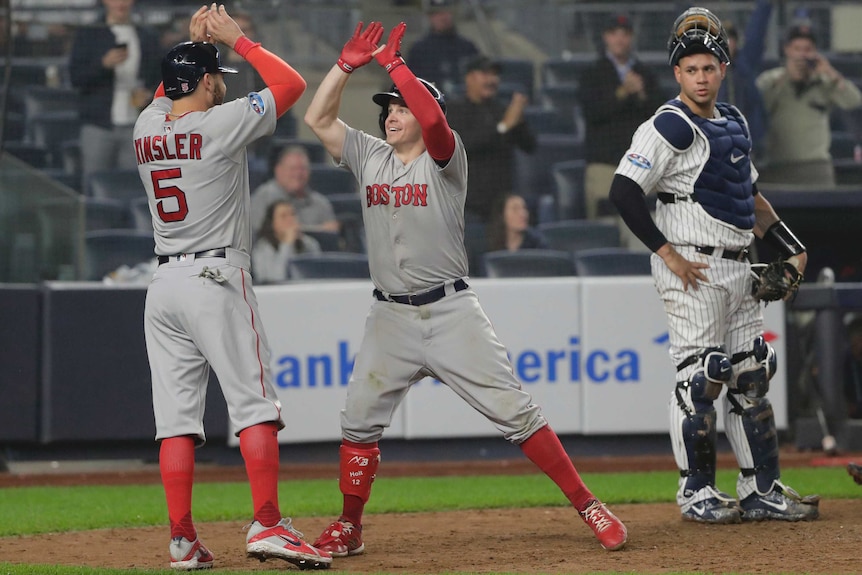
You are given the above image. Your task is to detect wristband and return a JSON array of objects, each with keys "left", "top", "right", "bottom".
[
  {"left": 383, "top": 57, "right": 404, "bottom": 74},
  {"left": 233, "top": 36, "right": 259, "bottom": 59},
  {"left": 764, "top": 220, "right": 806, "bottom": 258},
  {"left": 336, "top": 58, "right": 355, "bottom": 73}
]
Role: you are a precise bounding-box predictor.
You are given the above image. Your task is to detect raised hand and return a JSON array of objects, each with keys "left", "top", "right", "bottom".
[
  {"left": 189, "top": 5, "right": 209, "bottom": 43},
  {"left": 205, "top": 4, "right": 243, "bottom": 49},
  {"left": 374, "top": 22, "right": 406, "bottom": 73},
  {"left": 338, "top": 21, "right": 384, "bottom": 73}
]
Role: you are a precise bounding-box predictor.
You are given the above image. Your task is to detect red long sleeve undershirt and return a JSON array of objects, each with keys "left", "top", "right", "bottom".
[
  {"left": 153, "top": 37, "right": 305, "bottom": 118},
  {"left": 389, "top": 65, "right": 455, "bottom": 162}
]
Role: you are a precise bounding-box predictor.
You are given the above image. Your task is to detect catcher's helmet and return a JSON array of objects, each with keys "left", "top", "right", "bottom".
[
  {"left": 161, "top": 41, "right": 238, "bottom": 100},
  {"left": 372, "top": 78, "right": 446, "bottom": 134},
  {"left": 667, "top": 7, "right": 730, "bottom": 67}
]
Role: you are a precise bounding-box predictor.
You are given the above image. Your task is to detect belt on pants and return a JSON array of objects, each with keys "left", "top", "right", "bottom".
[
  {"left": 158, "top": 248, "right": 227, "bottom": 265},
  {"left": 373, "top": 279, "right": 468, "bottom": 306},
  {"left": 693, "top": 245, "right": 749, "bottom": 262}
]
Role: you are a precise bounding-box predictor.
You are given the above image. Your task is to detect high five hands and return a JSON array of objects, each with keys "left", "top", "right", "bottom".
[
  {"left": 189, "top": 4, "right": 244, "bottom": 47},
  {"left": 337, "top": 21, "right": 407, "bottom": 74}
]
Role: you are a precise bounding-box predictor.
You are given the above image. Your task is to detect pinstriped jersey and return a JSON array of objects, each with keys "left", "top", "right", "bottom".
[
  {"left": 133, "top": 90, "right": 277, "bottom": 256},
  {"left": 339, "top": 126, "right": 469, "bottom": 294},
  {"left": 615, "top": 99, "right": 760, "bottom": 251}
]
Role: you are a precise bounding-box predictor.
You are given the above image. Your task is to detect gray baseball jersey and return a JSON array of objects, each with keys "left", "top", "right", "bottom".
[
  {"left": 339, "top": 126, "right": 469, "bottom": 294},
  {"left": 134, "top": 91, "right": 276, "bottom": 256},
  {"left": 335, "top": 125, "right": 545, "bottom": 444},
  {"left": 134, "top": 90, "right": 284, "bottom": 442}
]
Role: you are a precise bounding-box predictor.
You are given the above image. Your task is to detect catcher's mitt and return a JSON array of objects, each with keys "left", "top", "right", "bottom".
[
  {"left": 848, "top": 462, "right": 862, "bottom": 486},
  {"left": 750, "top": 260, "right": 803, "bottom": 302}
]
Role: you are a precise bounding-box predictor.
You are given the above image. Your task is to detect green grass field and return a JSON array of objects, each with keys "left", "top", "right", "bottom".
[{"left": 0, "top": 466, "right": 856, "bottom": 575}]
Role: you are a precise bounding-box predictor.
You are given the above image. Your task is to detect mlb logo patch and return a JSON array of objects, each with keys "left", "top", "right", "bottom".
[
  {"left": 248, "top": 93, "right": 265, "bottom": 116},
  {"left": 627, "top": 153, "right": 652, "bottom": 169}
]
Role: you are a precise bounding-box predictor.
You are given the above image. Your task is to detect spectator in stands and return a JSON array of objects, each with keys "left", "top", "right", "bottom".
[
  {"left": 756, "top": 21, "right": 862, "bottom": 188},
  {"left": 486, "top": 194, "right": 548, "bottom": 252},
  {"left": 844, "top": 316, "right": 862, "bottom": 420},
  {"left": 252, "top": 200, "right": 322, "bottom": 284},
  {"left": 447, "top": 55, "right": 536, "bottom": 223},
  {"left": 69, "top": 0, "right": 161, "bottom": 190},
  {"left": 720, "top": 0, "right": 774, "bottom": 157},
  {"left": 579, "top": 13, "right": 664, "bottom": 220},
  {"left": 250, "top": 145, "right": 339, "bottom": 236},
  {"left": 406, "top": 0, "right": 479, "bottom": 94}
]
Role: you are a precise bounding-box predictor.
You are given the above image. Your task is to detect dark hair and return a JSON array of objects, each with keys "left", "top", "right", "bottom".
[
  {"left": 486, "top": 193, "right": 520, "bottom": 251},
  {"left": 258, "top": 200, "right": 307, "bottom": 252}
]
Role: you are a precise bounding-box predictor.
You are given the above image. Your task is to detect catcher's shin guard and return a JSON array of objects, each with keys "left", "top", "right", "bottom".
[
  {"left": 339, "top": 442, "right": 381, "bottom": 503},
  {"left": 723, "top": 391, "right": 780, "bottom": 499},
  {"left": 669, "top": 380, "right": 719, "bottom": 501}
]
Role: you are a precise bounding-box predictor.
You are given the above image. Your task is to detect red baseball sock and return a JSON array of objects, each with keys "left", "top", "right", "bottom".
[
  {"left": 339, "top": 439, "right": 379, "bottom": 526},
  {"left": 240, "top": 422, "right": 282, "bottom": 527},
  {"left": 519, "top": 425, "right": 595, "bottom": 512},
  {"left": 159, "top": 436, "right": 197, "bottom": 540}
]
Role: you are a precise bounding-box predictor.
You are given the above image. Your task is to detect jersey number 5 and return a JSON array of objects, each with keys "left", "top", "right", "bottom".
[{"left": 152, "top": 168, "right": 189, "bottom": 222}]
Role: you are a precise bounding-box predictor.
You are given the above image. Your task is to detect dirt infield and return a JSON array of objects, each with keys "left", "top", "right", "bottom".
[{"left": 2, "top": 450, "right": 860, "bottom": 573}]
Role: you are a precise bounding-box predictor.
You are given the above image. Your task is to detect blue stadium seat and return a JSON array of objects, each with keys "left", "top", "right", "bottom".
[
  {"left": 550, "top": 159, "right": 587, "bottom": 220},
  {"left": 303, "top": 229, "right": 343, "bottom": 252},
  {"left": 573, "top": 247, "right": 652, "bottom": 277},
  {"left": 287, "top": 252, "right": 370, "bottom": 280},
  {"left": 537, "top": 219, "right": 620, "bottom": 255},
  {"left": 482, "top": 249, "right": 576, "bottom": 278},
  {"left": 84, "top": 229, "right": 155, "bottom": 281},
  {"left": 87, "top": 169, "right": 145, "bottom": 202},
  {"left": 309, "top": 164, "right": 356, "bottom": 196}
]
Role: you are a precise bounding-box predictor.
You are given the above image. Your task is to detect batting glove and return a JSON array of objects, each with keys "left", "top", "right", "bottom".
[
  {"left": 375, "top": 22, "right": 406, "bottom": 74},
  {"left": 337, "top": 21, "right": 384, "bottom": 74}
]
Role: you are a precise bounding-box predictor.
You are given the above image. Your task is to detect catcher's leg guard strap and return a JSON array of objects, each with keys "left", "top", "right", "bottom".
[
  {"left": 670, "top": 383, "right": 718, "bottom": 499},
  {"left": 723, "top": 392, "right": 780, "bottom": 498},
  {"left": 732, "top": 336, "right": 776, "bottom": 399},
  {"left": 339, "top": 441, "right": 381, "bottom": 503}
]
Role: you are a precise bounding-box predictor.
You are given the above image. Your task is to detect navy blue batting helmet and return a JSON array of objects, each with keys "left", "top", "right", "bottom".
[
  {"left": 372, "top": 79, "right": 446, "bottom": 134},
  {"left": 667, "top": 7, "right": 730, "bottom": 67},
  {"left": 161, "top": 41, "right": 238, "bottom": 100}
]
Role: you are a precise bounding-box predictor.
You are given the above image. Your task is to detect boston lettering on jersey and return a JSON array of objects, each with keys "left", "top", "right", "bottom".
[
  {"left": 365, "top": 183, "right": 429, "bottom": 208},
  {"left": 134, "top": 132, "right": 203, "bottom": 165}
]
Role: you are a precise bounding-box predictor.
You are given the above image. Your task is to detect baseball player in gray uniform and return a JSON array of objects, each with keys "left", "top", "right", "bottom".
[
  {"left": 609, "top": 7, "right": 819, "bottom": 524},
  {"left": 303, "top": 21, "right": 627, "bottom": 558},
  {"left": 134, "top": 5, "right": 329, "bottom": 570}
]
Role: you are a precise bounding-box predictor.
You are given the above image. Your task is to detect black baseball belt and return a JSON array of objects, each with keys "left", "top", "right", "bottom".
[
  {"left": 374, "top": 279, "right": 468, "bottom": 306},
  {"left": 158, "top": 248, "right": 227, "bottom": 265},
  {"left": 693, "top": 245, "right": 749, "bottom": 262}
]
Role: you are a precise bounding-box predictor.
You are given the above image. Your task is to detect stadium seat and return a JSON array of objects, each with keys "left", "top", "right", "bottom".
[
  {"left": 87, "top": 169, "right": 145, "bottom": 202},
  {"left": 25, "top": 111, "right": 81, "bottom": 169},
  {"left": 497, "top": 57, "right": 535, "bottom": 100},
  {"left": 463, "top": 221, "right": 489, "bottom": 277},
  {"left": 309, "top": 164, "right": 356, "bottom": 196},
  {"left": 128, "top": 197, "right": 153, "bottom": 231},
  {"left": 85, "top": 197, "right": 132, "bottom": 231},
  {"left": 287, "top": 252, "right": 370, "bottom": 280},
  {"left": 523, "top": 106, "right": 576, "bottom": 135},
  {"left": 573, "top": 247, "right": 652, "bottom": 277},
  {"left": 550, "top": 159, "right": 587, "bottom": 220},
  {"left": 482, "top": 249, "right": 576, "bottom": 278},
  {"left": 23, "top": 86, "right": 79, "bottom": 120},
  {"left": 542, "top": 57, "right": 593, "bottom": 88},
  {"left": 537, "top": 219, "right": 620, "bottom": 254},
  {"left": 303, "top": 229, "right": 343, "bottom": 252},
  {"left": 84, "top": 229, "right": 155, "bottom": 281},
  {"left": 514, "top": 134, "right": 584, "bottom": 218}
]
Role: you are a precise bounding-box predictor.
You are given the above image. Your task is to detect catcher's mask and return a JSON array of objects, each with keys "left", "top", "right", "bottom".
[
  {"left": 162, "top": 41, "right": 238, "bottom": 101},
  {"left": 667, "top": 7, "right": 731, "bottom": 67},
  {"left": 372, "top": 78, "right": 446, "bottom": 135}
]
